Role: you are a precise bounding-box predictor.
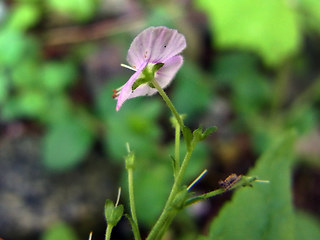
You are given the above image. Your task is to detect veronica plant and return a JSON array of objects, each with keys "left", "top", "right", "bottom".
[{"left": 104, "top": 26, "right": 267, "bottom": 240}]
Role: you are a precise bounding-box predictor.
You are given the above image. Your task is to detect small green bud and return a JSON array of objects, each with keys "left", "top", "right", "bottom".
[
  {"left": 192, "top": 126, "right": 218, "bottom": 147},
  {"left": 104, "top": 200, "right": 124, "bottom": 227}
]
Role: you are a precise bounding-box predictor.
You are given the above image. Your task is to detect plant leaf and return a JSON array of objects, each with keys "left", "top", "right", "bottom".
[
  {"left": 196, "top": 0, "right": 300, "bottom": 66},
  {"left": 201, "top": 130, "right": 297, "bottom": 240},
  {"left": 43, "top": 117, "right": 94, "bottom": 171}
]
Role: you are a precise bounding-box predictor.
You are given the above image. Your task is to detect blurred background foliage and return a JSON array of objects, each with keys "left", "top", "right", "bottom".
[{"left": 0, "top": 0, "right": 320, "bottom": 239}]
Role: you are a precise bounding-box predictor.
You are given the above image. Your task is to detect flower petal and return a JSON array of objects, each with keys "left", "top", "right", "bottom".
[
  {"left": 124, "top": 55, "right": 184, "bottom": 99},
  {"left": 116, "top": 65, "right": 145, "bottom": 111},
  {"left": 127, "top": 26, "right": 186, "bottom": 68},
  {"left": 155, "top": 55, "right": 183, "bottom": 89}
]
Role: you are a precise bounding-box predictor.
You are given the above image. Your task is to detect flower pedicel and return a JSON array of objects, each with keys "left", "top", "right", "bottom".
[{"left": 114, "top": 26, "right": 186, "bottom": 111}]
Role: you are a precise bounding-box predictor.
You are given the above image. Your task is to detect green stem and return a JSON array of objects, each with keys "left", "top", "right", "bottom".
[
  {"left": 155, "top": 210, "right": 177, "bottom": 240},
  {"left": 128, "top": 168, "right": 141, "bottom": 240},
  {"left": 185, "top": 176, "right": 266, "bottom": 207},
  {"left": 147, "top": 79, "right": 196, "bottom": 239},
  {"left": 147, "top": 148, "right": 195, "bottom": 240},
  {"left": 174, "top": 120, "right": 181, "bottom": 178},
  {"left": 105, "top": 225, "right": 113, "bottom": 240},
  {"left": 151, "top": 79, "right": 184, "bottom": 129},
  {"left": 185, "top": 189, "right": 225, "bottom": 207}
]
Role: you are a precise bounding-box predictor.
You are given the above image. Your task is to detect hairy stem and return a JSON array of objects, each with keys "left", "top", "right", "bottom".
[
  {"left": 128, "top": 168, "right": 141, "bottom": 240},
  {"left": 105, "top": 225, "right": 113, "bottom": 240},
  {"left": 174, "top": 120, "right": 181, "bottom": 178},
  {"left": 147, "top": 148, "right": 194, "bottom": 240}
]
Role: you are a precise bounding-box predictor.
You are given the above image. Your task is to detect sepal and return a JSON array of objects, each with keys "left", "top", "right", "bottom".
[{"left": 104, "top": 200, "right": 124, "bottom": 227}]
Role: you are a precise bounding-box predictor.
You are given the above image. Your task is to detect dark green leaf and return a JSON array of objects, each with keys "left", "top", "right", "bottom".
[
  {"left": 295, "top": 211, "right": 320, "bottom": 239},
  {"left": 213, "top": 53, "right": 271, "bottom": 117},
  {"left": 41, "top": 222, "right": 78, "bottom": 240},
  {"left": 285, "top": 105, "right": 317, "bottom": 135},
  {"left": 202, "top": 130, "right": 297, "bottom": 240},
  {"left": 173, "top": 61, "right": 212, "bottom": 121},
  {"left": 97, "top": 79, "right": 162, "bottom": 161},
  {"left": 43, "top": 117, "right": 94, "bottom": 170},
  {"left": 40, "top": 61, "right": 77, "bottom": 92},
  {"left": 0, "top": 70, "right": 9, "bottom": 104},
  {"left": 1, "top": 91, "right": 48, "bottom": 120},
  {"left": 202, "top": 126, "right": 218, "bottom": 139}
]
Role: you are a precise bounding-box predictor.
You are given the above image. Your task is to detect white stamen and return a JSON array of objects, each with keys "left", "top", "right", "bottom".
[
  {"left": 115, "top": 187, "right": 121, "bottom": 207},
  {"left": 255, "top": 179, "right": 270, "bottom": 183},
  {"left": 121, "top": 64, "right": 137, "bottom": 71}
]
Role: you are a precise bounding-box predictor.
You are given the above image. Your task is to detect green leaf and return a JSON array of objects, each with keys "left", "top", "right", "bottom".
[
  {"left": 192, "top": 126, "right": 218, "bottom": 144},
  {"left": 213, "top": 53, "right": 271, "bottom": 116},
  {"left": 0, "top": 70, "right": 9, "bottom": 104},
  {"left": 202, "top": 126, "right": 218, "bottom": 139},
  {"left": 7, "top": 3, "right": 40, "bottom": 30},
  {"left": 41, "top": 222, "right": 78, "bottom": 240},
  {"left": 202, "top": 130, "right": 297, "bottom": 240},
  {"left": 146, "top": 6, "right": 176, "bottom": 27},
  {"left": 0, "top": 29, "right": 26, "bottom": 66},
  {"left": 285, "top": 105, "right": 317, "bottom": 135},
  {"left": 97, "top": 78, "right": 162, "bottom": 161},
  {"left": 295, "top": 211, "right": 320, "bottom": 239},
  {"left": 298, "top": 0, "right": 320, "bottom": 34},
  {"left": 42, "top": 95, "right": 72, "bottom": 124},
  {"left": 47, "top": 0, "right": 97, "bottom": 21},
  {"left": 196, "top": 0, "right": 301, "bottom": 66},
  {"left": 43, "top": 117, "right": 94, "bottom": 170},
  {"left": 173, "top": 61, "right": 212, "bottom": 121},
  {"left": 40, "top": 61, "right": 77, "bottom": 92},
  {"left": 11, "top": 60, "right": 40, "bottom": 89},
  {"left": 1, "top": 91, "right": 48, "bottom": 120}
]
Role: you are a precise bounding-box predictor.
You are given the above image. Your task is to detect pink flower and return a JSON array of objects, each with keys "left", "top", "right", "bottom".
[{"left": 114, "top": 26, "right": 187, "bottom": 111}]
